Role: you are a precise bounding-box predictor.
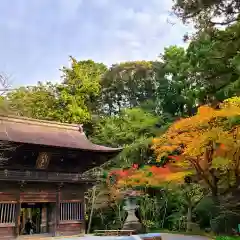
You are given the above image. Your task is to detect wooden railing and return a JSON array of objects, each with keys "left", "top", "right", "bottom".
[
  {"left": 60, "top": 201, "right": 83, "bottom": 221},
  {"left": 0, "top": 169, "right": 95, "bottom": 183}
]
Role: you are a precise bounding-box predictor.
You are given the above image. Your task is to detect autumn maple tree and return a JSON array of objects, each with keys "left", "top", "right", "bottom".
[
  {"left": 152, "top": 97, "right": 240, "bottom": 198},
  {"left": 105, "top": 161, "right": 188, "bottom": 198},
  {"left": 116, "top": 165, "right": 186, "bottom": 188},
  {"left": 106, "top": 97, "right": 240, "bottom": 200}
]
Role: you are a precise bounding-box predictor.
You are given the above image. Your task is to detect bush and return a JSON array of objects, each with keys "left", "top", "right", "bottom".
[{"left": 216, "top": 237, "right": 240, "bottom": 240}]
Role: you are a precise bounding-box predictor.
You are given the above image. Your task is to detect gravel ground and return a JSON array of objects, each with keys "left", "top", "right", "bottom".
[{"left": 59, "top": 233, "right": 210, "bottom": 240}]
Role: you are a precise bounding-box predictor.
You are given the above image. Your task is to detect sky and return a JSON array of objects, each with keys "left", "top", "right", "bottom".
[{"left": 0, "top": 0, "right": 192, "bottom": 87}]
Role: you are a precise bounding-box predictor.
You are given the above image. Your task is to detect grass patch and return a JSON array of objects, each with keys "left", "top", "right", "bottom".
[{"left": 215, "top": 237, "right": 240, "bottom": 240}]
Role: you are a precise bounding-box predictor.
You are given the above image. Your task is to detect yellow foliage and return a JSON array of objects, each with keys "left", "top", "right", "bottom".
[
  {"left": 222, "top": 96, "right": 240, "bottom": 108},
  {"left": 152, "top": 99, "right": 240, "bottom": 182}
]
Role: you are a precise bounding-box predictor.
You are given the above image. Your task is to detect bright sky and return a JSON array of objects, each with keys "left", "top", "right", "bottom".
[{"left": 0, "top": 0, "right": 192, "bottom": 86}]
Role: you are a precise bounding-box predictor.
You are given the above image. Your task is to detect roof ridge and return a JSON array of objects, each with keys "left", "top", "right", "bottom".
[{"left": 0, "top": 114, "right": 83, "bottom": 132}]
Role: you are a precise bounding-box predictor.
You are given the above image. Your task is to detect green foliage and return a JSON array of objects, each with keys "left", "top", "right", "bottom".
[
  {"left": 114, "top": 137, "right": 153, "bottom": 168},
  {"left": 100, "top": 61, "right": 156, "bottom": 115},
  {"left": 195, "top": 197, "right": 218, "bottom": 229},
  {"left": 155, "top": 46, "right": 197, "bottom": 117},
  {"left": 7, "top": 58, "right": 107, "bottom": 124},
  {"left": 91, "top": 108, "right": 162, "bottom": 168},
  {"left": 216, "top": 237, "right": 240, "bottom": 240},
  {"left": 61, "top": 57, "right": 107, "bottom": 119},
  {"left": 91, "top": 108, "right": 161, "bottom": 147},
  {"left": 172, "top": 0, "right": 240, "bottom": 29},
  {"left": 138, "top": 194, "right": 160, "bottom": 230},
  {"left": 186, "top": 22, "right": 240, "bottom": 102},
  {"left": 7, "top": 82, "right": 57, "bottom": 120},
  {"left": 163, "top": 184, "right": 204, "bottom": 232},
  {"left": 211, "top": 211, "right": 240, "bottom": 235}
]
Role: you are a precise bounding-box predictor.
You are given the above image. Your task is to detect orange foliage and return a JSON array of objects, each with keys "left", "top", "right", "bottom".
[
  {"left": 117, "top": 165, "right": 187, "bottom": 188},
  {"left": 152, "top": 98, "right": 240, "bottom": 190},
  {"left": 107, "top": 164, "right": 188, "bottom": 191}
]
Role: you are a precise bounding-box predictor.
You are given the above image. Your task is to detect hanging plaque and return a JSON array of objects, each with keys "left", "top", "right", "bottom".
[{"left": 36, "top": 152, "right": 50, "bottom": 169}]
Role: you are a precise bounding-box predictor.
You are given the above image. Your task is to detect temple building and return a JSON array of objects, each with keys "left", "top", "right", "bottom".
[{"left": 0, "top": 115, "right": 122, "bottom": 239}]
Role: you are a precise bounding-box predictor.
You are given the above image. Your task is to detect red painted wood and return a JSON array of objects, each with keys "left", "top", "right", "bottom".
[
  {"left": 60, "top": 191, "right": 82, "bottom": 201},
  {"left": 0, "top": 192, "right": 17, "bottom": 202},
  {"left": 20, "top": 192, "right": 56, "bottom": 202},
  {"left": 0, "top": 226, "right": 15, "bottom": 240},
  {"left": 57, "top": 222, "right": 83, "bottom": 236}
]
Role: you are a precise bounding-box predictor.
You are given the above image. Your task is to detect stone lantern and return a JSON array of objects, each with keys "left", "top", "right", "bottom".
[{"left": 122, "top": 190, "right": 144, "bottom": 234}]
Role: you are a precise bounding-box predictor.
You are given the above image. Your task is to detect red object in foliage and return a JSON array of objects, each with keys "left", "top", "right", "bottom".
[
  {"left": 109, "top": 169, "right": 130, "bottom": 179},
  {"left": 168, "top": 155, "right": 180, "bottom": 161},
  {"left": 132, "top": 164, "right": 138, "bottom": 169},
  {"left": 220, "top": 143, "right": 226, "bottom": 149},
  {"left": 150, "top": 165, "right": 171, "bottom": 175},
  {"left": 108, "top": 164, "right": 141, "bottom": 182},
  {"left": 119, "top": 170, "right": 128, "bottom": 177}
]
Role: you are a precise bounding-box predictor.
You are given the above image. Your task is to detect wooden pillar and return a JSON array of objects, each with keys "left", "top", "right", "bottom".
[
  {"left": 41, "top": 205, "right": 47, "bottom": 233},
  {"left": 15, "top": 198, "right": 21, "bottom": 237},
  {"left": 26, "top": 208, "right": 31, "bottom": 219},
  {"left": 15, "top": 182, "right": 24, "bottom": 237},
  {"left": 55, "top": 184, "right": 61, "bottom": 237},
  {"left": 22, "top": 209, "right": 26, "bottom": 234},
  {"left": 47, "top": 203, "right": 54, "bottom": 236},
  {"left": 82, "top": 189, "right": 86, "bottom": 234},
  {"left": 82, "top": 183, "right": 90, "bottom": 234}
]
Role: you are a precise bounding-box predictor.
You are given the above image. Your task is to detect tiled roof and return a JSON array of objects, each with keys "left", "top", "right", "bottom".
[{"left": 0, "top": 115, "right": 122, "bottom": 152}]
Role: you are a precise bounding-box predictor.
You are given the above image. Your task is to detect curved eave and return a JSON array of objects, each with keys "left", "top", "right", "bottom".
[
  {"left": 85, "top": 144, "right": 123, "bottom": 153},
  {"left": 0, "top": 115, "right": 123, "bottom": 153}
]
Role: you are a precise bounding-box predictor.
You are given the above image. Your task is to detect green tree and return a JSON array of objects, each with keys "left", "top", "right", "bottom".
[
  {"left": 7, "top": 58, "right": 107, "bottom": 124},
  {"left": 155, "top": 24, "right": 240, "bottom": 118},
  {"left": 91, "top": 107, "right": 161, "bottom": 147},
  {"left": 154, "top": 46, "right": 196, "bottom": 117},
  {"left": 154, "top": 45, "right": 206, "bottom": 118},
  {"left": 172, "top": 0, "right": 240, "bottom": 29},
  {"left": 91, "top": 107, "right": 163, "bottom": 168},
  {"left": 100, "top": 61, "right": 156, "bottom": 115},
  {"left": 61, "top": 57, "right": 107, "bottom": 118},
  {"left": 7, "top": 82, "right": 57, "bottom": 120},
  {"left": 186, "top": 21, "right": 240, "bottom": 102}
]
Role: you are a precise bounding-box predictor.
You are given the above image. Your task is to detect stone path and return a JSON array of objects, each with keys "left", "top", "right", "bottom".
[{"left": 17, "top": 233, "right": 211, "bottom": 240}]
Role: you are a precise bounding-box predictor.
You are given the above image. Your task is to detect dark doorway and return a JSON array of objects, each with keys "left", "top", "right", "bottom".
[{"left": 20, "top": 203, "right": 49, "bottom": 235}]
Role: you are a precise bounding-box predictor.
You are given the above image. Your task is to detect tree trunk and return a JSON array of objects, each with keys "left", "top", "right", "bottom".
[
  {"left": 210, "top": 184, "right": 220, "bottom": 205},
  {"left": 87, "top": 186, "right": 96, "bottom": 234},
  {"left": 186, "top": 204, "right": 192, "bottom": 232}
]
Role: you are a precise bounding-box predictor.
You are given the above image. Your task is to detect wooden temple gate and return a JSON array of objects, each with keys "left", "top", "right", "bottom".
[
  {"left": 0, "top": 181, "right": 86, "bottom": 238},
  {"left": 0, "top": 115, "right": 121, "bottom": 239}
]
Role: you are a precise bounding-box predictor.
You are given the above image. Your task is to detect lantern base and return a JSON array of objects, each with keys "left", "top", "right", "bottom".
[{"left": 122, "top": 220, "right": 145, "bottom": 234}]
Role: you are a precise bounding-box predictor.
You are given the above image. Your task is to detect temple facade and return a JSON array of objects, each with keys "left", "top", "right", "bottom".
[{"left": 0, "top": 115, "right": 121, "bottom": 239}]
